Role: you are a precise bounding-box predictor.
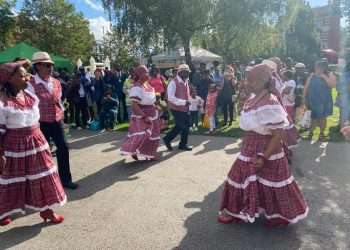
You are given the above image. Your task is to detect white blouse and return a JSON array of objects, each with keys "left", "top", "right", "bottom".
[
  {"left": 240, "top": 102, "right": 289, "bottom": 135},
  {"left": 0, "top": 90, "right": 40, "bottom": 132},
  {"left": 129, "top": 85, "right": 156, "bottom": 106}
]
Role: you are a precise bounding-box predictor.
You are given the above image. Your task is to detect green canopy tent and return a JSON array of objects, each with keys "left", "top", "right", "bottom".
[{"left": 0, "top": 42, "right": 74, "bottom": 72}]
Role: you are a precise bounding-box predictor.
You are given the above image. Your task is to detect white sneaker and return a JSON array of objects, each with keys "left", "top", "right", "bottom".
[{"left": 77, "top": 127, "right": 82, "bottom": 130}]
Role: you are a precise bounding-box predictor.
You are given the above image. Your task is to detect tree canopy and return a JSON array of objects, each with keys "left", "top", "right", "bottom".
[
  {"left": 0, "top": 0, "right": 16, "bottom": 50},
  {"left": 101, "top": 0, "right": 323, "bottom": 65},
  {"left": 16, "top": 0, "right": 95, "bottom": 61}
]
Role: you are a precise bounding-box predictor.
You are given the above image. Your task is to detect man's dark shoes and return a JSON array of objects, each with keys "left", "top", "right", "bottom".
[
  {"left": 62, "top": 182, "right": 79, "bottom": 190},
  {"left": 163, "top": 138, "right": 173, "bottom": 151},
  {"left": 178, "top": 145, "right": 193, "bottom": 151}
]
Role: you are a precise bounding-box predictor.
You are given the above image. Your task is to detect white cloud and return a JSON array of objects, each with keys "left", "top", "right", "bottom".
[
  {"left": 89, "top": 16, "right": 111, "bottom": 41},
  {"left": 84, "top": 0, "right": 104, "bottom": 12}
]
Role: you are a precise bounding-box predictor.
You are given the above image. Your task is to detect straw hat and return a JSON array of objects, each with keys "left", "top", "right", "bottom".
[
  {"left": 32, "top": 52, "right": 54, "bottom": 64},
  {"left": 178, "top": 64, "right": 191, "bottom": 72},
  {"left": 262, "top": 59, "right": 277, "bottom": 72},
  {"left": 295, "top": 63, "right": 306, "bottom": 68}
]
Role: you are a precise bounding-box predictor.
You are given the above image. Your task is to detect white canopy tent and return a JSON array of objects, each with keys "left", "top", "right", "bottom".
[{"left": 152, "top": 46, "right": 223, "bottom": 69}]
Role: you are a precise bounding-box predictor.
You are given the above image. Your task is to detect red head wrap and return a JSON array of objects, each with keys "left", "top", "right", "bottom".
[{"left": 0, "top": 60, "right": 27, "bottom": 85}]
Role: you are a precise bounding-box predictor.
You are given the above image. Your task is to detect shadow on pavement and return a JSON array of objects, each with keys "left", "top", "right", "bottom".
[
  {"left": 176, "top": 141, "right": 350, "bottom": 249},
  {"left": 0, "top": 223, "right": 49, "bottom": 249},
  {"left": 175, "top": 186, "right": 301, "bottom": 250},
  {"left": 68, "top": 131, "right": 122, "bottom": 150},
  {"left": 68, "top": 149, "right": 179, "bottom": 202}
]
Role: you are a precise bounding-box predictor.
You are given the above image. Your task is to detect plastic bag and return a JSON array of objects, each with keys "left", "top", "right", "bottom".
[
  {"left": 89, "top": 120, "right": 101, "bottom": 131},
  {"left": 300, "top": 110, "right": 311, "bottom": 129},
  {"left": 203, "top": 114, "right": 210, "bottom": 129}
]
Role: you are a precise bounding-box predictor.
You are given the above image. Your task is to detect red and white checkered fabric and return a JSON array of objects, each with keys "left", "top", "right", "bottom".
[
  {"left": 168, "top": 78, "right": 190, "bottom": 112},
  {"left": 220, "top": 131, "right": 308, "bottom": 224},
  {"left": 121, "top": 105, "right": 160, "bottom": 159},
  {"left": 30, "top": 77, "right": 63, "bottom": 123},
  {"left": 0, "top": 93, "right": 66, "bottom": 220}
]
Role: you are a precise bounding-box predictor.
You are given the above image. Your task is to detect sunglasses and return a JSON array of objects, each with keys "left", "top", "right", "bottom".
[{"left": 38, "top": 63, "right": 54, "bottom": 68}]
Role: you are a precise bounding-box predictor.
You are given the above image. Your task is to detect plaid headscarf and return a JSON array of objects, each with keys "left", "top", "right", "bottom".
[{"left": 0, "top": 61, "right": 27, "bottom": 85}]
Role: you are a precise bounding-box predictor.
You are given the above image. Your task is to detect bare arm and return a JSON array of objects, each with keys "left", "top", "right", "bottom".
[
  {"left": 263, "top": 129, "right": 283, "bottom": 159},
  {"left": 131, "top": 101, "right": 146, "bottom": 117},
  {"left": 253, "top": 129, "right": 283, "bottom": 169}
]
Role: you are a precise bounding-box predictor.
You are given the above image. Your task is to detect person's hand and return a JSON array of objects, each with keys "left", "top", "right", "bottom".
[
  {"left": 0, "top": 155, "right": 6, "bottom": 173},
  {"left": 186, "top": 100, "right": 191, "bottom": 106},
  {"left": 251, "top": 155, "right": 264, "bottom": 169},
  {"left": 340, "top": 125, "right": 350, "bottom": 141},
  {"left": 144, "top": 117, "right": 152, "bottom": 124}
]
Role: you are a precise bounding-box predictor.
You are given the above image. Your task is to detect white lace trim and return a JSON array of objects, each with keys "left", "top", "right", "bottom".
[
  {"left": 0, "top": 197, "right": 66, "bottom": 220},
  {"left": 226, "top": 175, "right": 295, "bottom": 189},
  {"left": 131, "top": 112, "right": 158, "bottom": 121},
  {"left": 120, "top": 150, "right": 156, "bottom": 159},
  {"left": 0, "top": 165, "right": 57, "bottom": 185},
  {"left": 126, "top": 130, "right": 160, "bottom": 139},
  {"left": 25, "top": 196, "right": 67, "bottom": 212},
  {"left": 237, "top": 152, "right": 285, "bottom": 162},
  {"left": 149, "top": 136, "right": 160, "bottom": 141},
  {"left": 222, "top": 206, "right": 309, "bottom": 224},
  {"left": 243, "top": 104, "right": 283, "bottom": 115},
  {"left": 0, "top": 208, "right": 25, "bottom": 220},
  {"left": 4, "top": 143, "right": 49, "bottom": 158}
]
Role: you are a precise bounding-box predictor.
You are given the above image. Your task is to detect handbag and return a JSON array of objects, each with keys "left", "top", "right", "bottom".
[
  {"left": 203, "top": 114, "right": 210, "bottom": 129},
  {"left": 300, "top": 110, "right": 312, "bottom": 129}
]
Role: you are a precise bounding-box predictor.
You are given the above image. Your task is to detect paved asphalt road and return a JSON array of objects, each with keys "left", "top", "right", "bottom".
[{"left": 0, "top": 130, "right": 350, "bottom": 250}]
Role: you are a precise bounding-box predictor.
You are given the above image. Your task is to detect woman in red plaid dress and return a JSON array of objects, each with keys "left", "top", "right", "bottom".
[
  {"left": 0, "top": 62, "right": 66, "bottom": 226},
  {"left": 120, "top": 65, "right": 160, "bottom": 160},
  {"left": 218, "top": 64, "right": 308, "bottom": 227}
]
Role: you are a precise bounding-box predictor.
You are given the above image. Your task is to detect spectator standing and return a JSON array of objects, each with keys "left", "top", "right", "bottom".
[
  {"left": 92, "top": 69, "right": 105, "bottom": 115},
  {"left": 114, "top": 65, "right": 128, "bottom": 122},
  {"left": 305, "top": 60, "right": 337, "bottom": 141},
  {"left": 219, "top": 66, "right": 237, "bottom": 126},
  {"left": 205, "top": 84, "right": 220, "bottom": 133},
  {"left": 282, "top": 70, "right": 297, "bottom": 122},
  {"left": 189, "top": 87, "right": 204, "bottom": 131}
]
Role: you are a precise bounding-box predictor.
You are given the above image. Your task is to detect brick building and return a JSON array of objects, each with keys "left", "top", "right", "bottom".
[{"left": 313, "top": 3, "right": 341, "bottom": 52}]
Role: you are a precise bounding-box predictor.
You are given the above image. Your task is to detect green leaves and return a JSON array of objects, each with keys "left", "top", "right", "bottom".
[
  {"left": 15, "top": 0, "right": 94, "bottom": 62},
  {"left": 0, "top": 0, "right": 16, "bottom": 50}
]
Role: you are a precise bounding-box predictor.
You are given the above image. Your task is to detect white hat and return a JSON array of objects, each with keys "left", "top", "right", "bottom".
[
  {"left": 295, "top": 63, "right": 306, "bottom": 68},
  {"left": 32, "top": 52, "right": 54, "bottom": 64},
  {"left": 262, "top": 59, "right": 277, "bottom": 72},
  {"left": 177, "top": 64, "right": 191, "bottom": 72},
  {"left": 245, "top": 66, "right": 253, "bottom": 72}
]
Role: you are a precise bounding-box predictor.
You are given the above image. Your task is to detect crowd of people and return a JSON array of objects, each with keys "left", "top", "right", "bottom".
[{"left": 0, "top": 49, "right": 350, "bottom": 229}]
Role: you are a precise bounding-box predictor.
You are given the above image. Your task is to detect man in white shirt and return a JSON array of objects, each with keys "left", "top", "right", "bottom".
[{"left": 163, "top": 64, "right": 192, "bottom": 151}]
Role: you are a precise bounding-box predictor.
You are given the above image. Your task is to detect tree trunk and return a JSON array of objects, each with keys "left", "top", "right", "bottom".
[{"left": 182, "top": 37, "right": 192, "bottom": 67}]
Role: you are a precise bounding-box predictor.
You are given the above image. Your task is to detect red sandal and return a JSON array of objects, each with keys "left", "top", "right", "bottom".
[
  {"left": 0, "top": 217, "right": 12, "bottom": 226},
  {"left": 217, "top": 214, "right": 243, "bottom": 224},
  {"left": 40, "top": 210, "right": 64, "bottom": 224}
]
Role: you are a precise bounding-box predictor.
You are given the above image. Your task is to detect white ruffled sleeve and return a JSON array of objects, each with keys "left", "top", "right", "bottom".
[
  {"left": 0, "top": 101, "right": 7, "bottom": 135},
  {"left": 256, "top": 104, "right": 289, "bottom": 130},
  {"left": 129, "top": 86, "right": 143, "bottom": 103}
]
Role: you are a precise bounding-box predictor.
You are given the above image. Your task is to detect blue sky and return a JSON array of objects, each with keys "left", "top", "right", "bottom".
[{"left": 15, "top": 0, "right": 335, "bottom": 41}]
